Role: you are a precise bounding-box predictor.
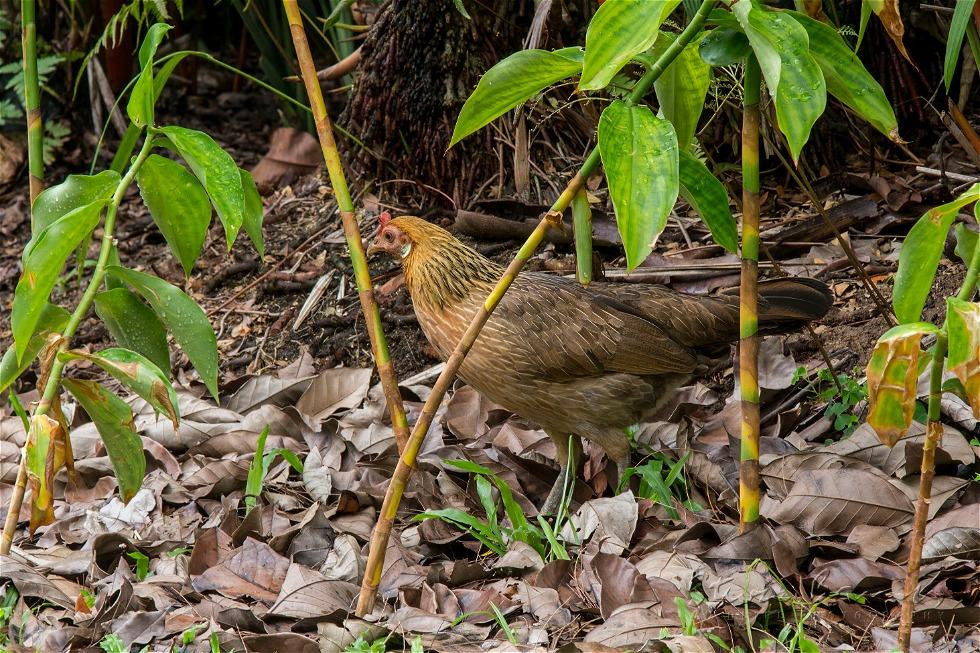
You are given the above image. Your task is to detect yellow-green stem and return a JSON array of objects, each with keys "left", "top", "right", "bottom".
[
  {"left": 354, "top": 0, "right": 718, "bottom": 616},
  {"left": 739, "top": 55, "right": 762, "bottom": 532},
  {"left": 0, "top": 132, "right": 154, "bottom": 555},
  {"left": 572, "top": 188, "right": 593, "bottom": 285},
  {"left": 281, "top": 0, "right": 410, "bottom": 451},
  {"left": 22, "top": 0, "right": 43, "bottom": 215},
  {"left": 897, "top": 214, "right": 980, "bottom": 651}
]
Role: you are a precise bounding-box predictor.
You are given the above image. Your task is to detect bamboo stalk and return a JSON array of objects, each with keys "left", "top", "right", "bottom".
[
  {"left": 22, "top": 0, "right": 43, "bottom": 217},
  {"left": 572, "top": 188, "right": 593, "bottom": 285},
  {"left": 897, "top": 226, "right": 980, "bottom": 651},
  {"left": 354, "top": 0, "right": 718, "bottom": 615},
  {"left": 0, "top": 134, "right": 156, "bottom": 555},
  {"left": 282, "top": 0, "right": 410, "bottom": 451},
  {"left": 738, "top": 55, "right": 762, "bottom": 533}
]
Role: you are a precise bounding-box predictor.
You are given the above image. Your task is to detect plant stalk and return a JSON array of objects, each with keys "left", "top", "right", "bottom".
[
  {"left": 22, "top": 0, "right": 43, "bottom": 214},
  {"left": 281, "top": 0, "right": 410, "bottom": 451},
  {"left": 739, "top": 54, "right": 762, "bottom": 533},
  {"left": 572, "top": 188, "right": 593, "bottom": 285},
  {"left": 354, "top": 0, "right": 718, "bottom": 615},
  {"left": 897, "top": 222, "right": 980, "bottom": 651},
  {"left": 0, "top": 133, "right": 155, "bottom": 555}
]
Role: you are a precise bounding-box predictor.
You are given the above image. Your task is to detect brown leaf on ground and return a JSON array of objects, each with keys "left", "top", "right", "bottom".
[
  {"left": 250, "top": 127, "right": 322, "bottom": 194},
  {"left": 191, "top": 537, "right": 290, "bottom": 602}
]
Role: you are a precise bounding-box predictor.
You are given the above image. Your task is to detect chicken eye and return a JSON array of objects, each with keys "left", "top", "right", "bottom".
[{"left": 383, "top": 231, "right": 394, "bottom": 242}]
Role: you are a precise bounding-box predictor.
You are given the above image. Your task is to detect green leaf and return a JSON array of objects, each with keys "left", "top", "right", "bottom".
[
  {"left": 63, "top": 379, "right": 145, "bottom": 502},
  {"left": 25, "top": 414, "right": 62, "bottom": 531},
  {"left": 240, "top": 169, "right": 265, "bottom": 259},
  {"left": 94, "top": 288, "right": 171, "bottom": 374},
  {"left": 866, "top": 323, "right": 937, "bottom": 446},
  {"left": 893, "top": 184, "right": 980, "bottom": 323},
  {"left": 107, "top": 266, "right": 219, "bottom": 401},
  {"left": 136, "top": 154, "right": 211, "bottom": 276},
  {"left": 59, "top": 347, "right": 179, "bottom": 429},
  {"left": 954, "top": 223, "right": 978, "bottom": 267},
  {"left": 126, "top": 23, "right": 172, "bottom": 128},
  {"left": 12, "top": 202, "right": 104, "bottom": 362},
  {"left": 678, "top": 151, "right": 737, "bottom": 252},
  {"left": 698, "top": 27, "right": 750, "bottom": 66},
  {"left": 137, "top": 23, "right": 171, "bottom": 68},
  {"left": 0, "top": 304, "right": 69, "bottom": 395},
  {"left": 946, "top": 298, "right": 980, "bottom": 418},
  {"left": 580, "top": 0, "right": 681, "bottom": 90},
  {"left": 943, "top": 0, "right": 976, "bottom": 91},
  {"left": 653, "top": 35, "right": 710, "bottom": 151},
  {"left": 159, "top": 125, "right": 245, "bottom": 250},
  {"left": 414, "top": 508, "right": 505, "bottom": 555},
  {"left": 30, "top": 170, "right": 119, "bottom": 237},
  {"left": 450, "top": 48, "right": 583, "bottom": 147},
  {"left": 788, "top": 11, "right": 899, "bottom": 142},
  {"left": 733, "top": 0, "right": 826, "bottom": 162},
  {"left": 598, "top": 100, "right": 679, "bottom": 269}
]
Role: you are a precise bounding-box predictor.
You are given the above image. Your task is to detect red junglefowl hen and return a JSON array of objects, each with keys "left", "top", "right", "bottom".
[{"left": 368, "top": 216, "right": 832, "bottom": 514}]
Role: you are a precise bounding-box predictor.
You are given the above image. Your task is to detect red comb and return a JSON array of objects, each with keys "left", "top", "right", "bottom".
[{"left": 379, "top": 211, "right": 392, "bottom": 226}]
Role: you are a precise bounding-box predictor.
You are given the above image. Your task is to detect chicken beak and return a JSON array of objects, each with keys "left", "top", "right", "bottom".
[{"left": 366, "top": 242, "right": 381, "bottom": 258}]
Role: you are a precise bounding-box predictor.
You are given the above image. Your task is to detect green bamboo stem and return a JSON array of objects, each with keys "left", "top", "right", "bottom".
[
  {"left": 21, "top": 0, "right": 43, "bottom": 216},
  {"left": 572, "top": 188, "right": 593, "bottom": 285},
  {"left": 354, "top": 0, "right": 718, "bottom": 616},
  {"left": 282, "top": 0, "right": 410, "bottom": 452},
  {"left": 0, "top": 133, "right": 155, "bottom": 556},
  {"left": 897, "top": 225, "right": 980, "bottom": 652},
  {"left": 738, "top": 54, "right": 762, "bottom": 533}
]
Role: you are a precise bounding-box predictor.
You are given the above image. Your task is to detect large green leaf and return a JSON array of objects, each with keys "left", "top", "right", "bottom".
[
  {"left": 126, "top": 23, "right": 172, "bottom": 128},
  {"left": 0, "top": 304, "right": 69, "bottom": 395},
  {"left": 698, "top": 27, "right": 750, "bottom": 66},
  {"left": 653, "top": 34, "right": 710, "bottom": 151},
  {"left": 136, "top": 154, "right": 211, "bottom": 276},
  {"left": 580, "top": 0, "right": 681, "bottom": 90},
  {"left": 678, "top": 151, "right": 737, "bottom": 253},
  {"left": 944, "top": 0, "right": 977, "bottom": 91},
  {"left": 946, "top": 298, "right": 980, "bottom": 418},
  {"left": 159, "top": 125, "right": 245, "bottom": 250},
  {"left": 63, "top": 379, "right": 145, "bottom": 502},
  {"left": 94, "top": 288, "right": 171, "bottom": 375},
  {"left": 30, "top": 170, "right": 119, "bottom": 237},
  {"left": 893, "top": 184, "right": 979, "bottom": 323},
  {"left": 788, "top": 11, "right": 898, "bottom": 142},
  {"left": 954, "top": 223, "right": 978, "bottom": 267},
  {"left": 107, "top": 266, "right": 219, "bottom": 400},
  {"left": 450, "top": 48, "right": 583, "bottom": 147},
  {"left": 59, "top": 347, "right": 179, "bottom": 429},
  {"left": 733, "top": 0, "right": 826, "bottom": 162},
  {"left": 598, "top": 100, "right": 679, "bottom": 269},
  {"left": 12, "top": 202, "right": 105, "bottom": 363},
  {"left": 240, "top": 169, "right": 265, "bottom": 259}
]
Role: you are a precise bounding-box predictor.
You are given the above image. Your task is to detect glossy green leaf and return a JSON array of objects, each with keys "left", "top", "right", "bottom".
[
  {"left": 788, "top": 11, "right": 899, "bottom": 142},
  {"left": 107, "top": 266, "right": 219, "bottom": 400},
  {"left": 678, "top": 151, "right": 737, "bottom": 252},
  {"left": 94, "top": 288, "right": 171, "bottom": 375},
  {"left": 450, "top": 48, "right": 583, "bottom": 147},
  {"left": 126, "top": 23, "right": 171, "bottom": 128},
  {"left": 866, "top": 322, "right": 937, "bottom": 446},
  {"left": 159, "top": 125, "right": 245, "bottom": 250},
  {"left": 63, "top": 379, "right": 145, "bottom": 502},
  {"left": 60, "top": 347, "right": 179, "bottom": 429},
  {"left": 946, "top": 298, "right": 980, "bottom": 418},
  {"left": 894, "top": 184, "right": 980, "bottom": 323},
  {"left": 580, "top": 0, "right": 681, "bottom": 90},
  {"left": 733, "top": 0, "right": 826, "bottom": 162},
  {"left": 954, "top": 223, "right": 978, "bottom": 267},
  {"left": 30, "top": 170, "right": 119, "bottom": 238},
  {"left": 653, "top": 34, "right": 710, "bottom": 150},
  {"left": 698, "top": 27, "right": 750, "bottom": 66},
  {"left": 240, "top": 169, "right": 265, "bottom": 259},
  {"left": 136, "top": 154, "right": 211, "bottom": 276},
  {"left": 12, "top": 202, "right": 104, "bottom": 363},
  {"left": 598, "top": 100, "right": 679, "bottom": 269},
  {"left": 137, "top": 23, "right": 171, "bottom": 67},
  {"left": 0, "top": 304, "right": 69, "bottom": 395},
  {"left": 944, "top": 0, "right": 977, "bottom": 90}
]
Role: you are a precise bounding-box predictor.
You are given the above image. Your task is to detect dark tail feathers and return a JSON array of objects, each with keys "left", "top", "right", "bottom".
[{"left": 754, "top": 277, "right": 833, "bottom": 332}]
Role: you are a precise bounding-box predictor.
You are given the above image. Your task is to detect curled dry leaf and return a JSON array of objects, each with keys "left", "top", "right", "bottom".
[
  {"left": 762, "top": 468, "right": 914, "bottom": 535},
  {"left": 561, "top": 492, "right": 638, "bottom": 556},
  {"left": 191, "top": 537, "right": 290, "bottom": 603},
  {"left": 922, "top": 527, "right": 980, "bottom": 561}
]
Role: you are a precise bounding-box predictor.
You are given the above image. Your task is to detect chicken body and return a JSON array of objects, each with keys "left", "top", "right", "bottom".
[{"left": 370, "top": 216, "right": 832, "bottom": 513}]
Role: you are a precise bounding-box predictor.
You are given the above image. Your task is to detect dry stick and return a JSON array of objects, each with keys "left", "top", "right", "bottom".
[
  {"left": 21, "top": 0, "right": 43, "bottom": 212},
  {"left": 897, "top": 225, "right": 980, "bottom": 652},
  {"left": 738, "top": 55, "right": 762, "bottom": 533},
  {"left": 354, "top": 0, "right": 719, "bottom": 616},
  {"left": 282, "top": 0, "right": 410, "bottom": 452}
]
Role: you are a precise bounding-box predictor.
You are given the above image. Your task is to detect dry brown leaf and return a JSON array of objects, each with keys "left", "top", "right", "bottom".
[
  {"left": 562, "top": 492, "right": 637, "bottom": 555},
  {"left": 820, "top": 423, "right": 973, "bottom": 476},
  {"left": 295, "top": 367, "right": 372, "bottom": 424},
  {"left": 582, "top": 600, "right": 679, "bottom": 648},
  {"left": 267, "top": 563, "right": 358, "bottom": 619},
  {"left": 808, "top": 557, "right": 903, "bottom": 592},
  {"left": 191, "top": 537, "right": 290, "bottom": 602},
  {"left": 761, "top": 451, "right": 882, "bottom": 499},
  {"left": 845, "top": 525, "right": 900, "bottom": 560},
  {"left": 762, "top": 468, "right": 913, "bottom": 535},
  {"left": 250, "top": 127, "right": 322, "bottom": 194},
  {"left": 922, "top": 527, "right": 980, "bottom": 561}
]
